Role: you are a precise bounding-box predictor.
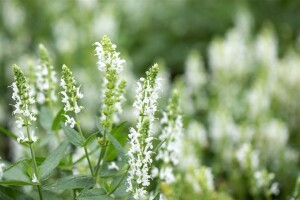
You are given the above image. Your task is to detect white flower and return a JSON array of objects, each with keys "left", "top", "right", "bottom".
[
  {"left": 60, "top": 65, "right": 84, "bottom": 128},
  {"left": 133, "top": 188, "right": 147, "bottom": 200},
  {"left": 35, "top": 45, "right": 58, "bottom": 105},
  {"left": 204, "top": 167, "right": 214, "bottom": 191},
  {"left": 95, "top": 36, "right": 126, "bottom": 130},
  {"left": 36, "top": 92, "right": 46, "bottom": 104},
  {"left": 30, "top": 131, "right": 38, "bottom": 143},
  {"left": 94, "top": 38, "right": 125, "bottom": 73},
  {"left": 0, "top": 162, "right": 5, "bottom": 180},
  {"left": 236, "top": 143, "right": 259, "bottom": 170},
  {"left": 127, "top": 64, "right": 160, "bottom": 199},
  {"left": 15, "top": 117, "right": 24, "bottom": 128},
  {"left": 32, "top": 173, "right": 39, "bottom": 183},
  {"left": 17, "top": 131, "right": 28, "bottom": 143},
  {"left": 76, "top": 86, "right": 84, "bottom": 99},
  {"left": 154, "top": 90, "right": 183, "bottom": 184},
  {"left": 11, "top": 66, "right": 37, "bottom": 132},
  {"left": 64, "top": 115, "right": 76, "bottom": 128},
  {"left": 108, "top": 162, "right": 119, "bottom": 171},
  {"left": 270, "top": 182, "right": 280, "bottom": 196},
  {"left": 60, "top": 78, "right": 66, "bottom": 89},
  {"left": 159, "top": 166, "right": 176, "bottom": 184}
]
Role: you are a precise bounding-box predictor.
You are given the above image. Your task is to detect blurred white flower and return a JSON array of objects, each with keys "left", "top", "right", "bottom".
[
  {"left": 270, "top": 182, "right": 280, "bottom": 196},
  {"left": 32, "top": 173, "right": 39, "bottom": 183},
  {"left": 236, "top": 143, "right": 259, "bottom": 170},
  {"left": 0, "top": 162, "right": 5, "bottom": 180},
  {"left": 108, "top": 162, "right": 119, "bottom": 171}
]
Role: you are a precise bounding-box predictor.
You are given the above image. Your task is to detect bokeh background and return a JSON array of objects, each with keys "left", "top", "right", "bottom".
[{"left": 1, "top": 0, "right": 300, "bottom": 199}]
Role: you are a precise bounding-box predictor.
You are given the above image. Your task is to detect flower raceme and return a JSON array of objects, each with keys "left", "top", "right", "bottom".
[
  {"left": 127, "top": 64, "right": 161, "bottom": 200},
  {"left": 35, "top": 44, "right": 58, "bottom": 105},
  {"left": 60, "top": 64, "right": 84, "bottom": 128},
  {"left": 11, "top": 64, "right": 38, "bottom": 143},
  {"left": 152, "top": 89, "right": 184, "bottom": 184},
  {"left": 94, "top": 35, "right": 126, "bottom": 131}
]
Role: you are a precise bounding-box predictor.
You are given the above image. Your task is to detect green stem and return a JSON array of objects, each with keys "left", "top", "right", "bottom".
[
  {"left": 48, "top": 101, "right": 61, "bottom": 143},
  {"left": 94, "top": 141, "right": 107, "bottom": 180},
  {"left": 25, "top": 123, "right": 43, "bottom": 200},
  {"left": 73, "top": 189, "right": 76, "bottom": 199},
  {"left": 74, "top": 113, "right": 94, "bottom": 176}
]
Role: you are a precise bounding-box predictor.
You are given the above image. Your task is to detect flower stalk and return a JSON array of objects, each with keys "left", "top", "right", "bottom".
[
  {"left": 11, "top": 64, "right": 43, "bottom": 200},
  {"left": 127, "top": 64, "right": 161, "bottom": 199},
  {"left": 94, "top": 35, "right": 126, "bottom": 179},
  {"left": 60, "top": 64, "right": 94, "bottom": 176}
]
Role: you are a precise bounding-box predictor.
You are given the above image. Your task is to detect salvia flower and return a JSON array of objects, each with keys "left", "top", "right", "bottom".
[
  {"left": 270, "top": 182, "right": 280, "bottom": 196},
  {"left": 185, "top": 166, "right": 215, "bottom": 193},
  {"left": 254, "top": 170, "right": 275, "bottom": 190},
  {"left": 153, "top": 89, "right": 183, "bottom": 184},
  {"left": 60, "top": 65, "right": 84, "bottom": 128},
  {"left": 94, "top": 35, "right": 126, "bottom": 131},
  {"left": 35, "top": 44, "right": 58, "bottom": 104},
  {"left": 127, "top": 64, "right": 161, "bottom": 199},
  {"left": 32, "top": 173, "right": 39, "bottom": 183},
  {"left": 108, "top": 161, "right": 119, "bottom": 171},
  {"left": 10, "top": 65, "right": 37, "bottom": 134},
  {"left": 17, "top": 130, "right": 38, "bottom": 144},
  {"left": 236, "top": 143, "right": 259, "bottom": 170}
]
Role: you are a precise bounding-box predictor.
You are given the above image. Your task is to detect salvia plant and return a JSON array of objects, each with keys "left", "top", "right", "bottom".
[
  {"left": 1, "top": 35, "right": 188, "bottom": 200},
  {"left": 1, "top": 24, "right": 300, "bottom": 200}
]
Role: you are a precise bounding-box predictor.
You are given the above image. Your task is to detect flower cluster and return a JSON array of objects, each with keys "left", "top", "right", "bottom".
[
  {"left": 35, "top": 44, "right": 58, "bottom": 104},
  {"left": 236, "top": 143, "right": 279, "bottom": 196},
  {"left": 152, "top": 89, "right": 183, "bottom": 184},
  {"left": 95, "top": 35, "right": 126, "bottom": 131},
  {"left": 11, "top": 65, "right": 38, "bottom": 143},
  {"left": 236, "top": 143, "right": 259, "bottom": 170},
  {"left": 127, "top": 64, "right": 161, "bottom": 199},
  {"left": 60, "top": 65, "right": 84, "bottom": 128},
  {"left": 185, "top": 166, "right": 215, "bottom": 194}
]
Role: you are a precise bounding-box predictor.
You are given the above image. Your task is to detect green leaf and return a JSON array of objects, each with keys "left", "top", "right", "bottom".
[
  {"left": 52, "top": 108, "right": 64, "bottom": 131},
  {"left": 77, "top": 188, "right": 113, "bottom": 200},
  {"left": 42, "top": 175, "right": 95, "bottom": 190},
  {"left": 0, "top": 185, "right": 34, "bottom": 200},
  {"left": 110, "top": 173, "right": 129, "bottom": 198},
  {"left": 0, "top": 180, "right": 33, "bottom": 186},
  {"left": 40, "top": 141, "right": 69, "bottom": 180},
  {"left": 99, "top": 164, "right": 129, "bottom": 178},
  {"left": 39, "top": 106, "right": 53, "bottom": 131},
  {"left": 0, "top": 127, "right": 17, "bottom": 140},
  {"left": 153, "top": 193, "right": 160, "bottom": 200},
  {"left": 106, "top": 122, "right": 128, "bottom": 162},
  {"left": 154, "top": 138, "right": 167, "bottom": 153},
  {"left": 61, "top": 123, "right": 85, "bottom": 147},
  {"left": 83, "top": 131, "right": 99, "bottom": 147},
  {"left": 4, "top": 159, "right": 28, "bottom": 173},
  {"left": 3, "top": 159, "right": 31, "bottom": 183}
]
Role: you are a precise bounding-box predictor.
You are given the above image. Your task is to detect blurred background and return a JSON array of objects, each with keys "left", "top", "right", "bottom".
[{"left": 1, "top": 0, "right": 300, "bottom": 199}]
